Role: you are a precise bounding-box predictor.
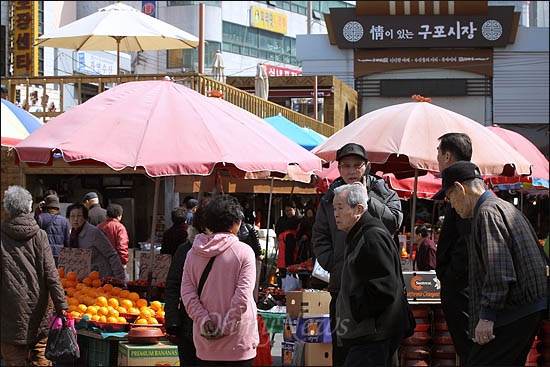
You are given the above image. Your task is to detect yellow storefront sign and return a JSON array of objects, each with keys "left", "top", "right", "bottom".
[
  {"left": 251, "top": 6, "right": 287, "bottom": 34},
  {"left": 12, "top": 1, "right": 38, "bottom": 77}
]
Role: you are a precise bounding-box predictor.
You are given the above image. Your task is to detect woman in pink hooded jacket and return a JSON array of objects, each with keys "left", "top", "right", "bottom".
[{"left": 181, "top": 194, "right": 258, "bottom": 365}]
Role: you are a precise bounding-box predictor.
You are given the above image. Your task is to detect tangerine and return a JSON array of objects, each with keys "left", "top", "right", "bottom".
[
  {"left": 97, "top": 306, "right": 109, "bottom": 316},
  {"left": 135, "top": 318, "right": 148, "bottom": 325},
  {"left": 117, "top": 306, "right": 128, "bottom": 314},
  {"left": 111, "top": 287, "right": 122, "bottom": 296},
  {"left": 117, "top": 317, "right": 127, "bottom": 323},
  {"left": 108, "top": 308, "right": 119, "bottom": 318},
  {"left": 99, "top": 315, "right": 107, "bottom": 323},
  {"left": 77, "top": 304, "right": 87, "bottom": 313},
  {"left": 89, "top": 271, "right": 100, "bottom": 280},
  {"left": 65, "top": 287, "right": 77, "bottom": 297},
  {"left": 58, "top": 268, "right": 65, "bottom": 278},
  {"left": 147, "top": 317, "right": 159, "bottom": 325},
  {"left": 96, "top": 296, "right": 108, "bottom": 307},
  {"left": 108, "top": 298, "right": 119, "bottom": 309},
  {"left": 82, "top": 277, "right": 92, "bottom": 286},
  {"left": 107, "top": 316, "right": 119, "bottom": 323},
  {"left": 121, "top": 299, "right": 133, "bottom": 310},
  {"left": 128, "top": 292, "right": 140, "bottom": 303},
  {"left": 91, "top": 315, "right": 100, "bottom": 321},
  {"left": 150, "top": 300, "right": 163, "bottom": 312},
  {"left": 119, "top": 290, "right": 130, "bottom": 299},
  {"left": 92, "top": 279, "right": 102, "bottom": 288},
  {"left": 129, "top": 307, "right": 140, "bottom": 315},
  {"left": 103, "top": 283, "right": 114, "bottom": 293},
  {"left": 136, "top": 298, "right": 148, "bottom": 309},
  {"left": 70, "top": 311, "right": 81, "bottom": 318},
  {"left": 67, "top": 272, "right": 78, "bottom": 281},
  {"left": 68, "top": 297, "right": 80, "bottom": 306}
]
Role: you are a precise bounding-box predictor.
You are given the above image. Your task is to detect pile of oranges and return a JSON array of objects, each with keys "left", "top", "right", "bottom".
[{"left": 59, "top": 269, "right": 165, "bottom": 325}]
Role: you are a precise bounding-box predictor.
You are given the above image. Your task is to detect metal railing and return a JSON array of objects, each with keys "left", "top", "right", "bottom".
[{"left": 2, "top": 73, "right": 335, "bottom": 137}]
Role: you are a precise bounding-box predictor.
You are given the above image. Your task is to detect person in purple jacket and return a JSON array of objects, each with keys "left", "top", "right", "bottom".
[{"left": 181, "top": 194, "right": 258, "bottom": 366}]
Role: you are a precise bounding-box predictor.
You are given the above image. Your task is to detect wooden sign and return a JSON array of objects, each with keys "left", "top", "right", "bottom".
[
  {"left": 58, "top": 248, "right": 92, "bottom": 279},
  {"left": 138, "top": 253, "right": 171, "bottom": 285}
]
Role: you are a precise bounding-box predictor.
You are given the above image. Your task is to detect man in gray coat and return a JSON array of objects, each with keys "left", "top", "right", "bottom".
[
  {"left": 1, "top": 186, "right": 68, "bottom": 366},
  {"left": 312, "top": 143, "right": 403, "bottom": 366}
]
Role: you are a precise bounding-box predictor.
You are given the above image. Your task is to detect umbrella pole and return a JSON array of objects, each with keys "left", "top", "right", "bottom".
[
  {"left": 410, "top": 168, "right": 419, "bottom": 267},
  {"left": 263, "top": 178, "right": 274, "bottom": 282},
  {"left": 117, "top": 39, "right": 120, "bottom": 75},
  {"left": 146, "top": 177, "right": 160, "bottom": 301}
]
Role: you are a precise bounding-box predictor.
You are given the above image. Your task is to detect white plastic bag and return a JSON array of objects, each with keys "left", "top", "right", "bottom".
[
  {"left": 312, "top": 259, "right": 330, "bottom": 283},
  {"left": 282, "top": 273, "right": 301, "bottom": 292}
]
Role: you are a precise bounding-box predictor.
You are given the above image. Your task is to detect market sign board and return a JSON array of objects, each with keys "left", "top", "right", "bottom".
[
  {"left": 12, "top": 1, "right": 39, "bottom": 76},
  {"left": 355, "top": 48, "right": 493, "bottom": 77},
  {"left": 403, "top": 271, "right": 441, "bottom": 302},
  {"left": 329, "top": 6, "right": 515, "bottom": 49},
  {"left": 250, "top": 6, "right": 288, "bottom": 35}
]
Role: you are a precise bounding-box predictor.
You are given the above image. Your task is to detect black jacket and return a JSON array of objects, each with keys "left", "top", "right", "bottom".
[
  {"left": 164, "top": 240, "right": 193, "bottom": 337},
  {"left": 336, "top": 213, "right": 411, "bottom": 344},
  {"left": 312, "top": 174, "right": 403, "bottom": 292}
]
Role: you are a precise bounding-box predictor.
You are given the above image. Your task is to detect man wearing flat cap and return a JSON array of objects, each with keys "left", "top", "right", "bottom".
[
  {"left": 312, "top": 142, "right": 403, "bottom": 366},
  {"left": 433, "top": 161, "right": 548, "bottom": 366},
  {"left": 83, "top": 192, "right": 107, "bottom": 226},
  {"left": 37, "top": 194, "right": 70, "bottom": 266}
]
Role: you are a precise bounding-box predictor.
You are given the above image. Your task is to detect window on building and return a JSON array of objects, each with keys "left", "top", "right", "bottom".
[
  {"left": 258, "top": 1, "right": 354, "bottom": 16},
  {"left": 222, "top": 22, "right": 300, "bottom": 66},
  {"left": 0, "top": 25, "right": 6, "bottom": 76},
  {"left": 166, "top": 41, "right": 221, "bottom": 71},
  {"left": 167, "top": 1, "right": 221, "bottom": 7},
  {"left": 37, "top": 1, "right": 44, "bottom": 76}
]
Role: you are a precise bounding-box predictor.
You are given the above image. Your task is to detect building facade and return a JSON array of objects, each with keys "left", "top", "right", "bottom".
[{"left": 297, "top": 0, "right": 549, "bottom": 156}]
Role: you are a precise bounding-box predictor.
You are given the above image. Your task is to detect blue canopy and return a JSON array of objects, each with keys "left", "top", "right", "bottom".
[{"left": 264, "top": 114, "right": 326, "bottom": 151}]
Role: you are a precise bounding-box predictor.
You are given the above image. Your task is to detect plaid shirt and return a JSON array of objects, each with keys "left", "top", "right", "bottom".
[{"left": 468, "top": 193, "right": 548, "bottom": 336}]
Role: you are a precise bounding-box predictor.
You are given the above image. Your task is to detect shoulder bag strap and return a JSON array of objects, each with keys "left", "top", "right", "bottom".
[{"left": 197, "top": 256, "right": 216, "bottom": 300}]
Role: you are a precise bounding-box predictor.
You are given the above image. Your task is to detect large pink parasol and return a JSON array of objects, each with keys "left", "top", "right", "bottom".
[
  {"left": 486, "top": 125, "right": 549, "bottom": 192},
  {"left": 312, "top": 100, "right": 532, "bottom": 177},
  {"left": 312, "top": 99, "right": 533, "bottom": 251},
  {"left": 14, "top": 78, "right": 323, "bottom": 288},
  {"left": 14, "top": 79, "right": 322, "bottom": 180}
]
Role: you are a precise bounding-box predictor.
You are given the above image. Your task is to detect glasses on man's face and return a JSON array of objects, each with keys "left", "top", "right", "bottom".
[
  {"left": 444, "top": 187, "right": 455, "bottom": 202},
  {"left": 339, "top": 162, "right": 366, "bottom": 171}
]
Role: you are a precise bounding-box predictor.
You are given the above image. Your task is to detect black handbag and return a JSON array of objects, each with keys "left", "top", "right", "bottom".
[{"left": 45, "top": 315, "right": 80, "bottom": 362}]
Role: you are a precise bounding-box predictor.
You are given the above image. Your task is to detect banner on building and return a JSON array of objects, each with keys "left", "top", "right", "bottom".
[
  {"left": 251, "top": 6, "right": 288, "bottom": 34},
  {"left": 12, "top": 1, "right": 38, "bottom": 76}
]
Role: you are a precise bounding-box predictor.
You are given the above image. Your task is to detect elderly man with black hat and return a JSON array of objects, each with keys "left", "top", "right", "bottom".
[
  {"left": 83, "top": 191, "right": 107, "bottom": 225},
  {"left": 312, "top": 142, "right": 403, "bottom": 366},
  {"left": 433, "top": 161, "right": 548, "bottom": 366},
  {"left": 37, "top": 194, "right": 71, "bottom": 266}
]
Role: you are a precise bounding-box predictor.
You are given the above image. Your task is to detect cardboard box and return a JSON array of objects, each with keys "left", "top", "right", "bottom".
[
  {"left": 286, "top": 291, "right": 331, "bottom": 318},
  {"left": 283, "top": 317, "right": 298, "bottom": 342},
  {"left": 282, "top": 341, "right": 296, "bottom": 366},
  {"left": 296, "top": 316, "right": 331, "bottom": 343},
  {"left": 304, "top": 342, "right": 332, "bottom": 366},
  {"left": 118, "top": 341, "right": 179, "bottom": 366}
]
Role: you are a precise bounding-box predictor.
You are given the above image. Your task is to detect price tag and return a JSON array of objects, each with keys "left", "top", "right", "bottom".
[
  {"left": 139, "top": 253, "right": 171, "bottom": 285},
  {"left": 58, "top": 248, "right": 92, "bottom": 279}
]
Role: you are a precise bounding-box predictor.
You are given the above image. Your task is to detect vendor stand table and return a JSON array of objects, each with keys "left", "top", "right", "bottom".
[
  {"left": 76, "top": 329, "right": 127, "bottom": 367},
  {"left": 258, "top": 309, "right": 286, "bottom": 347}
]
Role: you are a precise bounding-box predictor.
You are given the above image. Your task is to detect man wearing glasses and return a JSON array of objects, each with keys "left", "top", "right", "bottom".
[
  {"left": 312, "top": 142, "right": 403, "bottom": 366},
  {"left": 433, "top": 161, "right": 547, "bottom": 366}
]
